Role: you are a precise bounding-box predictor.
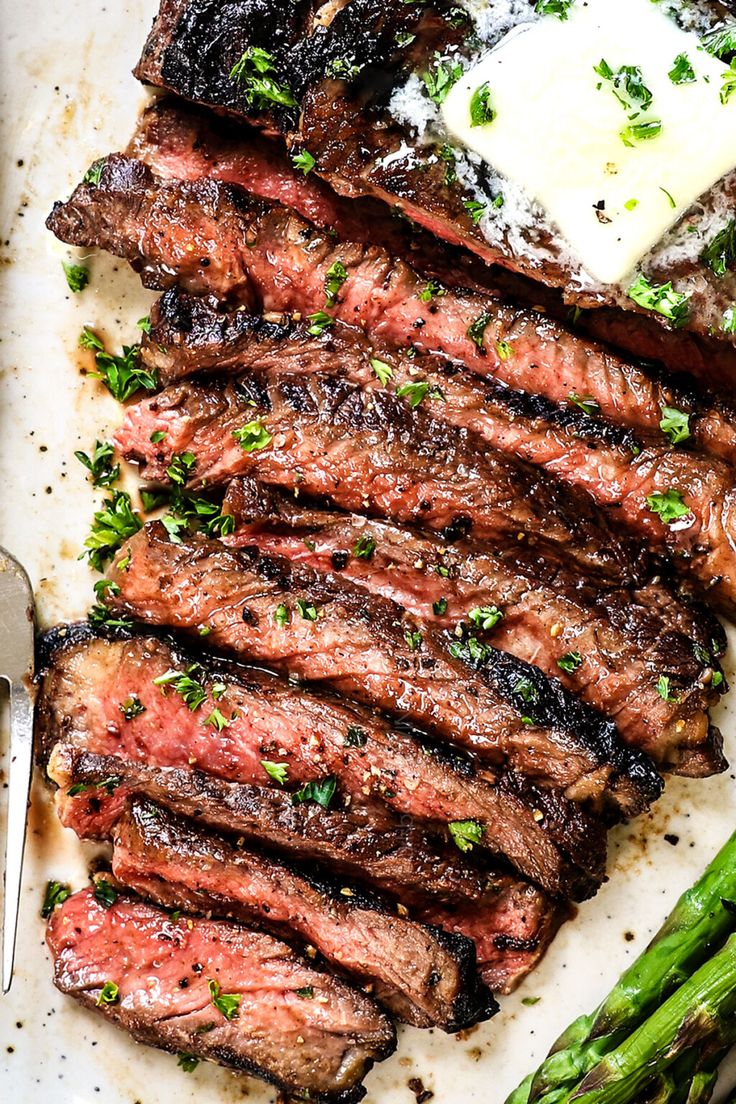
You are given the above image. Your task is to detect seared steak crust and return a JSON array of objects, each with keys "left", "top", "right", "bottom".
[
  {"left": 47, "top": 886, "right": 396, "bottom": 1102},
  {"left": 112, "top": 798, "right": 497, "bottom": 1031}
]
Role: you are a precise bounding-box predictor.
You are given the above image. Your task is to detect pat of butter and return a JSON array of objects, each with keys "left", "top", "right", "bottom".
[{"left": 443, "top": 0, "right": 736, "bottom": 285}]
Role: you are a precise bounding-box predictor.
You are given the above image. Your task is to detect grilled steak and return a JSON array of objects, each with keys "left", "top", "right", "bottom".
[
  {"left": 223, "top": 480, "right": 724, "bottom": 777},
  {"left": 112, "top": 798, "right": 496, "bottom": 1030},
  {"left": 46, "top": 885, "right": 395, "bottom": 1102},
  {"left": 102, "top": 524, "right": 612, "bottom": 897},
  {"left": 47, "top": 154, "right": 736, "bottom": 467},
  {"left": 130, "top": 297, "right": 736, "bottom": 614},
  {"left": 37, "top": 624, "right": 490, "bottom": 905},
  {"left": 134, "top": 0, "right": 736, "bottom": 348}
]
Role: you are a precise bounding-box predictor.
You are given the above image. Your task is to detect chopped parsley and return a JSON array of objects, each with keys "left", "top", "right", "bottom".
[
  {"left": 620, "top": 121, "right": 662, "bottom": 147},
  {"left": 67, "top": 775, "right": 121, "bottom": 799},
  {"left": 422, "top": 53, "right": 463, "bottom": 105},
  {"left": 83, "top": 159, "right": 105, "bottom": 186},
  {"left": 396, "top": 380, "right": 443, "bottom": 408},
  {"left": 627, "top": 274, "right": 690, "bottom": 328},
  {"left": 120, "top": 695, "right": 145, "bottom": 720},
  {"left": 295, "top": 986, "right": 315, "bottom": 999},
  {"left": 153, "top": 665, "right": 208, "bottom": 711},
  {"left": 307, "top": 310, "right": 334, "bottom": 336},
  {"left": 467, "top": 312, "right": 492, "bottom": 350},
  {"left": 325, "top": 56, "right": 364, "bottom": 80},
  {"left": 594, "top": 59, "right": 653, "bottom": 113},
  {"left": 659, "top": 405, "right": 691, "bottom": 445},
  {"left": 324, "top": 260, "right": 348, "bottom": 306},
  {"left": 468, "top": 605, "right": 503, "bottom": 631},
  {"left": 569, "top": 393, "right": 601, "bottom": 417},
  {"left": 469, "top": 82, "right": 496, "bottom": 127},
  {"left": 261, "top": 760, "right": 289, "bottom": 785},
  {"left": 449, "top": 636, "right": 491, "bottom": 665},
  {"left": 296, "top": 598, "right": 319, "bottom": 621},
  {"left": 463, "top": 199, "right": 487, "bottom": 225},
  {"left": 62, "top": 261, "right": 89, "bottom": 293},
  {"left": 84, "top": 490, "right": 142, "bottom": 571},
  {"left": 535, "top": 0, "right": 575, "bottom": 17},
  {"left": 345, "top": 725, "right": 368, "bottom": 748},
  {"left": 353, "top": 535, "right": 376, "bottom": 560},
  {"left": 496, "top": 340, "right": 513, "bottom": 361},
  {"left": 75, "top": 440, "right": 120, "bottom": 488},
  {"left": 208, "top": 979, "right": 241, "bottom": 1020},
  {"left": 274, "top": 603, "right": 290, "bottom": 628},
  {"left": 292, "top": 149, "right": 316, "bottom": 174},
  {"left": 137, "top": 316, "right": 152, "bottom": 335},
  {"left": 721, "top": 64, "right": 736, "bottom": 106},
  {"left": 646, "top": 489, "right": 690, "bottom": 525},
  {"left": 419, "top": 279, "right": 446, "bottom": 303},
  {"left": 659, "top": 187, "right": 676, "bottom": 210},
  {"left": 701, "top": 220, "right": 736, "bottom": 278},
  {"left": 96, "top": 981, "right": 120, "bottom": 1007},
  {"left": 448, "top": 819, "right": 484, "bottom": 853},
  {"left": 232, "top": 420, "right": 272, "bottom": 452},
  {"left": 624, "top": 198, "right": 639, "bottom": 211},
  {"left": 79, "top": 327, "right": 158, "bottom": 402},
  {"left": 656, "top": 674, "right": 679, "bottom": 703},
  {"left": 292, "top": 776, "right": 337, "bottom": 809},
  {"left": 204, "top": 707, "right": 230, "bottom": 732},
  {"left": 177, "top": 1053, "right": 200, "bottom": 1073},
  {"left": 167, "top": 451, "right": 197, "bottom": 486},
  {"left": 370, "top": 358, "right": 393, "bottom": 385},
  {"left": 513, "top": 676, "right": 539, "bottom": 705},
  {"left": 558, "top": 652, "right": 583, "bottom": 673},
  {"left": 703, "top": 24, "right": 736, "bottom": 63},
  {"left": 404, "top": 627, "right": 423, "bottom": 651},
  {"left": 41, "top": 880, "right": 71, "bottom": 918},
  {"left": 228, "top": 46, "right": 296, "bottom": 109},
  {"left": 668, "top": 53, "right": 696, "bottom": 84},
  {"left": 433, "top": 597, "right": 448, "bottom": 616},
  {"left": 723, "top": 306, "right": 736, "bottom": 334},
  {"left": 93, "top": 879, "right": 118, "bottom": 909}
]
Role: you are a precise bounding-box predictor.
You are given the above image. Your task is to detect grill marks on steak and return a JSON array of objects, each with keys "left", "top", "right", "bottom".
[
  {"left": 133, "top": 295, "right": 736, "bottom": 614},
  {"left": 46, "top": 154, "right": 736, "bottom": 469},
  {"left": 223, "top": 483, "right": 723, "bottom": 778},
  {"left": 47, "top": 886, "right": 396, "bottom": 1102},
  {"left": 112, "top": 798, "right": 497, "bottom": 1030}
]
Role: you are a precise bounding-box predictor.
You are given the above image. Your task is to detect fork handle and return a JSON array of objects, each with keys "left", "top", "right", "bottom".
[{"left": 2, "top": 682, "right": 34, "bottom": 993}]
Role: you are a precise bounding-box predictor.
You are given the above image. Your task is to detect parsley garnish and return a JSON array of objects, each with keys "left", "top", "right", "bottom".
[
  {"left": 208, "top": 979, "right": 241, "bottom": 1020},
  {"left": 324, "top": 261, "right": 348, "bottom": 305},
  {"left": 295, "top": 986, "right": 315, "bottom": 999},
  {"left": 137, "top": 316, "right": 152, "bottom": 335},
  {"left": 177, "top": 1053, "right": 199, "bottom": 1072},
  {"left": 468, "top": 605, "right": 503, "bottom": 631},
  {"left": 62, "top": 261, "right": 89, "bottom": 293},
  {"left": 701, "top": 220, "right": 736, "bottom": 278},
  {"left": 274, "top": 603, "right": 290, "bottom": 628},
  {"left": 292, "top": 149, "right": 316, "bottom": 174},
  {"left": 292, "top": 776, "right": 337, "bottom": 808},
  {"left": 83, "top": 159, "right": 105, "bottom": 186},
  {"left": 569, "top": 393, "right": 601, "bottom": 417},
  {"left": 656, "top": 674, "right": 679, "bottom": 703},
  {"left": 396, "top": 380, "right": 443, "bottom": 408},
  {"left": 41, "top": 880, "right": 71, "bottom": 918},
  {"left": 463, "top": 199, "right": 487, "bottom": 225},
  {"left": 470, "top": 82, "right": 495, "bottom": 126},
  {"left": 646, "top": 489, "right": 690, "bottom": 524},
  {"left": 307, "top": 310, "right": 334, "bottom": 336},
  {"left": 204, "top": 707, "right": 230, "bottom": 732},
  {"left": 165, "top": 451, "right": 196, "bottom": 487},
  {"left": 233, "top": 420, "right": 272, "bottom": 452},
  {"left": 513, "top": 676, "right": 539, "bottom": 705},
  {"left": 67, "top": 775, "right": 121, "bottom": 798},
  {"left": 419, "top": 279, "right": 446, "bottom": 303},
  {"left": 467, "top": 312, "right": 492, "bottom": 350},
  {"left": 496, "top": 340, "right": 513, "bottom": 361},
  {"left": 628, "top": 274, "right": 690, "bottom": 327},
  {"left": 668, "top": 54, "right": 695, "bottom": 84},
  {"left": 404, "top": 627, "right": 422, "bottom": 651},
  {"left": 75, "top": 440, "right": 120, "bottom": 488},
  {"left": 345, "top": 725, "right": 368, "bottom": 748},
  {"left": 703, "top": 24, "right": 736, "bottom": 63},
  {"left": 296, "top": 598, "right": 319, "bottom": 621},
  {"left": 261, "top": 760, "right": 289, "bottom": 785},
  {"left": 79, "top": 328, "right": 158, "bottom": 402},
  {"left": 594, "top": 59, "right": 653, "bottom": 113},
  {"left": 558, "top": 652, "right": 583, "bottom": 673},
  {"left": 93, "top": 880, "right": 118, "bottom": 909},
  {"left": 448, "top": 819, "right": 484, "bottom": 853},
  {"left": 120, "top": 695, "right": 145, "bottom": 720},
  {"left": 153, "top": 665, "right": 208, "bottom": 711},
  {"left": 449, "top": 636, "right": 491, "bottom": 664},
  {"left": 721, "top": 64, "right": 736, "bottom": 105},
  {"left": 422, "top": 53, "right": 463, "bottom": 105},
  {"left": 659, "top": 405, "right": 691, "bottom": 445},
  {"left": 370, "top": 358, "right": 393, "bottom": 384},
  {"left": 433, "top": 597, "right": 448, "bottom": 616},
  {"left": 84, "top": 490, "right": 142, "bottom": 571},
  {"left": 620, "top": 120, "right": 662, "bottom": 146},
  {"left": 325, "top": 56, "right": 363, "bottom": 80},
  {"left": 353, "top": 535, "right": 376, "bottom": 560},
  {"left": 439, "top": 144, "right": 457, "bottom": 187},
  {"left": 229, "top": 47, "right": 296, "bottom": 109},
  {"left": 723, "top": 306, "right": 736, "bottom": 334},
  {"left": 96, "top": 981, "right": 120, "bottom": 1006}
]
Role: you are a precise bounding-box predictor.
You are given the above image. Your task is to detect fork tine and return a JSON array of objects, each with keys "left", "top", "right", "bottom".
[{"left": 2, "top": 682, "right": 35, "bottom": 993}]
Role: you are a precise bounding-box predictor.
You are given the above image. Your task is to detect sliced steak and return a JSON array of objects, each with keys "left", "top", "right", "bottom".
[
  {"left": 103, "top": 525, "right": 611, "bottom": 897},
  {"left": 132, "top": 297, "right": 736, "bottom": 614},
  {"left": 223, "top": 481, "right": 724, "bottom": 777},
  {"left": 112, "top": 798, "right": 497, "bottom": 1030},
  {"left": 46, "top": 886, "right": 395, "bottom": 1102},
  {"left": 36, "top": 624, "right": 488, "bottom": 905},
  {"left": 47, "top": 155, "right": 736, "bottom": 467}
]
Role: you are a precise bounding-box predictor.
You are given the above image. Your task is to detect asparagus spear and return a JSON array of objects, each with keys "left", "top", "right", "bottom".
[
  {"left": 506, "top": 831, "right": 736, "bottom": 1104},
  {"left": 558, "top": 932, "right": 736, "bottom": 1103}
]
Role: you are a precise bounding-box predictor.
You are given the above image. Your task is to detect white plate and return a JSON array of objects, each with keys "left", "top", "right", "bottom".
[{"left": 1, "top": 2, "right": 735, "bottom": 1100}]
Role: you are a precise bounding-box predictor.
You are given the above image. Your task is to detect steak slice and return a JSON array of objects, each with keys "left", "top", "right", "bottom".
[
  {"left": 46, "top": 886, "right": 395, "bottom": 1102},
  {"left": 118, "top": 356, "right": 645, "bottom": 588},
  {"left": 112, "top": 798, "right": 497, "bottom": 1031},
  {"left": 131, "top": 296, "right": 736, "bottom": 614},
  {"left": 222, "top": 480, "right": 724, "bottom": 778},
  {"left": 103, "top": 525, "right": 611, "bottom": 898},
  {"left": 36, "top": 624, "right": 488, "bottom": 905}
]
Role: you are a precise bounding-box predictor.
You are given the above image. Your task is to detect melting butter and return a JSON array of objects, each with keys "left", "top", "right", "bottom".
[{"left": 443, "top": 0, "right": 736, "bottom": 285}]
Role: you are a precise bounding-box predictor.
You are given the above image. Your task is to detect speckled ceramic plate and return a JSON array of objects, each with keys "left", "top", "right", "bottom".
[{"left": 1, "top": 3, "right": 735, "bottom": 1100}]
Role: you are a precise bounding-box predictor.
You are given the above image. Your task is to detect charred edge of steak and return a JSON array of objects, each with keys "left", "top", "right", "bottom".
[
  {"left": 115, "top": 797, "right": 498, "bottom": 1031},
  {"left": 48, "top": 885, "right": 396, "bottom": 1104}
]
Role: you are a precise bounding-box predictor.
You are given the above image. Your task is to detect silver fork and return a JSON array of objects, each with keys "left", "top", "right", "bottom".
[{"left": 0, "top": 547, "right": 35, "bottom": 994}]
